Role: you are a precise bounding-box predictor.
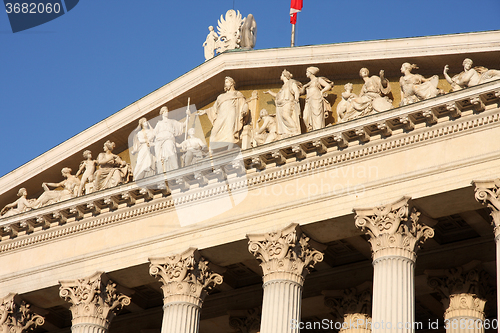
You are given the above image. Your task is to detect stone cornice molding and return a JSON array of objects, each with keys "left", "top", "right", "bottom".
[
  {"left": 149, "top": 248, "right": 223, "bottom": 307},
  {"left": 59, "top": 272, "right": 131, "bottom": 328},
  {"left": 0, "top": 293, "right": 44, "bottom": 333},
  {"left": 354, "top": 197, "right": 434, "bottom": 261},
  {"left": 473, "top": 179, "right": 500, "bottom": 238},
  {"left": 247, "top": 224, "right": 325, "bottom": 285},
  {"left": 0, "top": 83, "right": 499, "bottom": 252}
]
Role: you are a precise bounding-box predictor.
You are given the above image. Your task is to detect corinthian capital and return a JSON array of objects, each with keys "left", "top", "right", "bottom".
[
  {"left": 354, "top": 197, "right": 434, "bottom": 260},
  {"left": 0, "top": 293, "right": 44, "bottom": 333},
  {"left": 323, "top": 282, "right": 372, "bottom": 321},
  {"left": 473, "top": 179, "right": 500, "bottom": 237},
  {"left": 59, "top": 272, "right": 131, "bottom": 328},
  {"left": 149, "top": 248, "right": 223, "bottom": 306},
  {"left": 247, "top": 224, "right": 325, "bottom": 284}
]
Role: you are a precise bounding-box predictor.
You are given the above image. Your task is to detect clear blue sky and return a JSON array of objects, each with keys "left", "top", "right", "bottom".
[{"left": 1, "top": 0, "right": 499, "bottom": 178}]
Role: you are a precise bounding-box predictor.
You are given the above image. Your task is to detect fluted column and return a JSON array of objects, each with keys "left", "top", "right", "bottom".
[
  {"left": 473, "top": 180, "right": 500, "bottom": 324},
  {"left": 354, "top": 197, "right": 434, "bottom": 333},
  {"left": 247, "top": 224, "right": 325, "bottom": 333},
  {"left": 149, "top": 247, "right": 223, "bottom": 333},
  {"left": 59, "top": 272, "right": 131, "bottom": 333},
  {"left": 0, "top": 293, "right": 45, "bottom": 333},
  {"left": 427, "top": 265, "right": 489, "bottom": 333},
  {"left": 323, "top": 282, "right": 372, "bottom": 333}
]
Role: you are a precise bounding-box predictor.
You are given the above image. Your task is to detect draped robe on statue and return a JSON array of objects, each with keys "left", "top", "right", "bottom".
[{"left": 154, "top": 119, "right": 184, "bottom": 172}]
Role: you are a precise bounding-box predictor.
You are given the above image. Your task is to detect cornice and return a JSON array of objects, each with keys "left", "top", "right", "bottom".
[{"left": 0, "top": 81, "right": 499, "bottom": 253}]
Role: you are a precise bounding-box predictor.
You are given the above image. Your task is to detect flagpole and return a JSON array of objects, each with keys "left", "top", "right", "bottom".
[{"left": 291, "top": 23, "right": 296, "bottom": 47}]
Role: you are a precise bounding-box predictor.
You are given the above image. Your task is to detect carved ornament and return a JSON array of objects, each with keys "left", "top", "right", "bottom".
[{"left": 0, "top": 293, "right": 44, "bottom": 333}]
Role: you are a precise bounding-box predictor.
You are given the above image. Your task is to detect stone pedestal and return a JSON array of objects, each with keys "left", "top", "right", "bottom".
[
  {"left": 0, "top": 293, "right": 44, "bottom": 333},
  {"left": 149, "top": 248, "right": 223, "bottom": 333},
  {"left": 247, "top": 224, "right": 325, "bottom": 333},
  {"left": 354, "top": 197, "right": 434, "bottom": 333},
  {"left": 59, "top": 272, "right": 131, "bottom": 333}
]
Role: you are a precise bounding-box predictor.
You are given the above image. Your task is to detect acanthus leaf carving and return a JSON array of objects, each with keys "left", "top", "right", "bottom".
[
  {"left": 473, "top": 179, "right": 500, "bottom": 237},
  {"left": 0, "top": 293, "right": 44, "bottom": 333}
]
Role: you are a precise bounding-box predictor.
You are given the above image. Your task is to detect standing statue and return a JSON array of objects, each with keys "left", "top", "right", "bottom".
[
  {"left": 178, "top": 128, "right": 207, "bottom": 167},
  {"left": 198, "top": 77, "right": 248, "bottom": 152},
  {"left": 253, "top": 109, "right": 277, "bottom": 146},
  {"left": 75, "top": 150, "right": 96, "bottom": 196},
  {"left": 154, "top": 106, "right": 189, "bottom": 172},
  {"left": 240, "top": 14, "right": 257, "bottom": 50},
  {"left": 444, "top": 58, "right": 500, "bottom": 91},
  {"left": 94, "top": 141, "right": 131, "bottom": 191},
  {"left": 203, "top": 26, "right": 219, "bottom": 61},
  {"left": 35, "top": 168, "right": 80, "bottom": 208},
  {"left": 336, "top": 83, "right": 359, "bottom": 123},
  {"left": 131, "top": 118, "right": 155, "bottom": 180},
  {"left": 399, "top": 63, "right": 442, "bottom": 106},
  {"left": 350, "top": 68, "right": 392, "bottom": 116},
  {"left": 265, "top": 69, "right": 302, "bottom": 139},
  {"left": 301, "top": 67, "right": 333, "bottom": 131},
  {"left": 1, "top": 188, "right": 34, "bottom": 217}
]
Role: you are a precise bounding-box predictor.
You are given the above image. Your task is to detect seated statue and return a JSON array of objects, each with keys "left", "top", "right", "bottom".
[
  {"left": 336, "top": 83, "right": 358, "bottom": 123},
  {"left": 34, "top": 168, "right": 80, "bottom": 208},
  {"left": 1, "top": 188, "right": 35, "bottom": 217},
  {"left": 350, "top": 68, "right": 392, "bottom": 116},
  {"left": 399, "top": 63, "right": 442, "bottom": 106},
  {"left": 94, "top": 140, "right": 131, "bottom": 192},
  {"left": 178, "top": 128, "right": 207, "bottom": 167},
  {"left": 444, "top": 58, "right": 500, "bottom": 91},
  {"left": 253, "top": 109, "right": 278, "bottom": 146}
]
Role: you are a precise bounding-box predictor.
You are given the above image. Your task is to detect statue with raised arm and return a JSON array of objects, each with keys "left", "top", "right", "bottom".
[
  {"left": 75, "top": 150, "right": 97, "bottom": 196},
  {"left": 399, "top": 63, "right": 442, "bottom": 106},
  {"left": 34, "top": 167, "right": 80, "bottom": 208},
  {"left": 178, "top": 128, "right": 207, "bottom": 167},
  {"left": 253, "top": 109, "right": 277, "bottom": 146},
  {"left": 444, "top": 58, "right": 500, "bottom": 91},
  {"left": 265, "top": 69, "right": 302, "bottom": 139},
  {"left": 94, "top": 141, "right": 131, "bottom": 191},
  {"left": 301, "top": 67, "right": 333, "bottom": 132},
  {"left": 1, "top": 188, "right": 34, "bottom": 217},
  {"left": 131, "top": 118, "right": 155, "bottom": 180},
  {"left": 336, "top": 83, "right": 359, "bottom": 123},
  {"left": 203, "top": 26, "right": 219, "bottom": 61},
  {"left": 154, "top": 106, "right": 189, "bottom": 172},
  {"left": 350, "top": 68, "right": 392, "bottom": 116},
  {"left": 198, "top": 77, "right": 248, "bottom": 152}
]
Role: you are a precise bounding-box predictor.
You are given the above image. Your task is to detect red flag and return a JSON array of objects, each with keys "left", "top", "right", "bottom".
[{"left": 290, "top": 0, "right": 303, "bottom": 24}]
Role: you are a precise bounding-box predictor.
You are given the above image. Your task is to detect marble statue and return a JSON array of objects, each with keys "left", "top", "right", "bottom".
[
  {"left": 35, "top": 168, "right": 80, "bottom": 208},
  {"left": 94, "top": 141, "right": 130, "bottom": 191},
  {"left": 216, "top": 9, "right": 243, "bottom": 53},
  {"left": 1, "top": 188, "right": 34, "bottom": 217},
  {"left": 203, "top": 26, "right": 218, "bottom": 61},
  {"left": 301, "top": 67, "right": 333, "bottom": 131},
  {"left": 240, "top": 14, "right": 257, "bottom": 50},
  {"left": 265, "top": 69, "right": 302, "bottom": 139},
  {"left": 444, "top": 58, "right": 500, "bottom": 91},
  {"left": 131, "top": 118, "right": 155, "bottom": 180},
  {"left": 154, "top": 106, "right": 189, "bottom": 172},
  {"left": 350, "top": 68, "right": 392, "bottom": 116},
  {"left": 336, "top": 83, "right": 359, "bottom": 123},
  {"left": 198, "top": 77, "right": 248, "bottom": 152},
  {"left": 75, "top": 150, "right": 96, "bottom": 196},
  {"left": 399, "top": 63, "right": 442, "bottom": 106},
  {"left": 178, "top": 128, "right": 207, "bottom": 167},
  {"left": 253, "top": 109, "right": 277, "bottom": 146}
]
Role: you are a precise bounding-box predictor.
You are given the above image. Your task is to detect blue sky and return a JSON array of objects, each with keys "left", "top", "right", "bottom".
[{"left": 1, "top": 0, "right": 499, "bottom": 178}]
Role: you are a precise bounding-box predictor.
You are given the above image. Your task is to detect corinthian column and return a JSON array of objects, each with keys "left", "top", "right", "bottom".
[
  {"left": 354, "top": 197, "right": 434, "bottom": 333},
  {"left": 149, "top": 247, "right": 223, "bottom": 333},
  {"left": 247, "top": 223, "right": 325, "bottom": 333},
  {"left": 323, "top": 282, "right": 372, "bottom": 333},
  {"left": 59, "top": 272, "right": 131, "bottom": 333},
  {"left": 0, "top": 293, "right": 44, "bottom": 333},
  {"left": 473, "top": 179, "right": 500, "bottom": 323},
  {"left": 427, "top": 265, "right": 489, "bottom": 333}
]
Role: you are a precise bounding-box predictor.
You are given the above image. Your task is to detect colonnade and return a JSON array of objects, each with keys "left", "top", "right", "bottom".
[{"left": 1, "top": 191, "right": 500, "bottom": 333}]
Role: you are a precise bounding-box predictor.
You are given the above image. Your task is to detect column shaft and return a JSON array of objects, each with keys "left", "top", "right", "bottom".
[
  {"left": 261, "top": 280, "right": 302, "bottom": 333},
  {"left": 161, "top": 302, "right": 200, "bottom": 333},
  {"left": 71, "top": 324, "right": 107, "bottom": 333}
]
